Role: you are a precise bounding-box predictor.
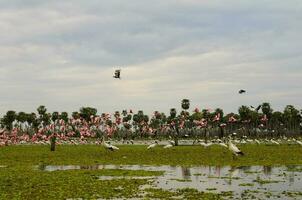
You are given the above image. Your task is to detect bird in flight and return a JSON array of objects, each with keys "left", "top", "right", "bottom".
[
  {"left": 250, "top": 105, "right": 262, "bottom": 112},
  {"left": 238, "top": 89, "right": 246, "bottom": 94},
  {"left": 113, "top": 69, "right": 121, "bottom": 79}
]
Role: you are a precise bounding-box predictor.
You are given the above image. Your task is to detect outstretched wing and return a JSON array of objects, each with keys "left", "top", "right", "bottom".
[
  {"left": 239, "top": 89, "right": 246, "bottom": 94},
  {"left": 114, "top": 69, "right": 121, "bottom": 78}
]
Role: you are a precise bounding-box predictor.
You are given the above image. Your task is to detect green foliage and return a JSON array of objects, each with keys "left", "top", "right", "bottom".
[
  {"left": 181, "top": 99, "right": 190, "bottom": 110},
  {"left": 79, "top": 107, "right": 97, "bottom": 121},
  {"left": 1, "top": 110, "right": 16, "bottom": 130},
  {"left": 51, "top": 112, "right": 59, "bottom": 122}
]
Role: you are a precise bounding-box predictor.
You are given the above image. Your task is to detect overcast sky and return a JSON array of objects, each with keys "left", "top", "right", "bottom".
[{"left": 0, "top": 0, "right": 301, "bottom": 115}]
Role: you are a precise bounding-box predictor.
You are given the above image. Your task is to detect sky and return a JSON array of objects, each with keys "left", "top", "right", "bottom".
[{"left": 0, "top": 0, "right": 301, "bottom": 115}]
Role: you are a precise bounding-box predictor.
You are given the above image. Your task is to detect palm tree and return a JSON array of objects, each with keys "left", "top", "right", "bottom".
[
  {"left": 60, "top": 112, "right": 69, "bottom": 123},
  {"left": 51, "top": 112, "right": 59, "bottom": 123},
  {"left": 79, "top": 107, "right": 97, "bottom": 122},
  {"left": 283, "top": 105, "right": 300, "bottom": 134},
  {"left": 181, "top": 99, "right": 190, "bottom": 110},
  {"left": 16, "top": 112, "right": 27, "bottom": 131},
  {"left": 1, "top": 110, "right": 16, "bottom": 131}
]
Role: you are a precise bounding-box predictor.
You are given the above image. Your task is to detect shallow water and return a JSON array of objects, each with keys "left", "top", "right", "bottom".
[{"left": 37, "top": 164, "right": 302, "bottom": 199}]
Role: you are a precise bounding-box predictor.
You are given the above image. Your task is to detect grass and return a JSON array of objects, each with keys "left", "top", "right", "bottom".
[
  {"left": 0, "top": 144, "right": 301, "bottom": 199},
  {"left": 1, "top": 144, "right": 302, "bottom": 166}
]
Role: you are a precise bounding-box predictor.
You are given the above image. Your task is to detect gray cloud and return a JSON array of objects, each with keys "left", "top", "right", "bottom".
[{"left": 0, "top": 0, "right": 301, "bottom": 115}]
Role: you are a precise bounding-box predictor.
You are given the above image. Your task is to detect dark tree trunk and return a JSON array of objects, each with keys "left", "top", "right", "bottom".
[
  {"left": 219, "top": 126, "right": 224, "bottom": 139},
  {"left": 174, "top": 127, "right": 179, "bottom": 146},
  {"left": 50, "top": 136, "right": 56, "bottom": 151}
]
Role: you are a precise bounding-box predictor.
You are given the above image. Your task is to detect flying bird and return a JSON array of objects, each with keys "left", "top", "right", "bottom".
[
  {"left": 113, "top": 69, "right": 121, "bottom": 79},
  {"left": 238, "top": 89, "right": 246, "bottom": 94},
  {"left": 250, "top": 105, "right": 262, "bottom": 112},
  {"left": 255, "top": 105, "right": 262, "bottom": 112}
]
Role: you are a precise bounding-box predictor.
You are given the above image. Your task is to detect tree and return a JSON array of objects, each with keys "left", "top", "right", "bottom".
[
  {"left": 1, "top": 110, "right": 16, "bottom": 131},
  {"left": 51, "top": 112, "right": 59, "bottom": 122},
  {"left": 60, "top": 112, "right": 68, "bottom": 123},
  {"left": 79, "top": 107, "right": 97, "bottom": 121},
  {"left": 16, "top": 112, "right": 27, "bottom": 130},
  {"left": 238, "top": 106, "right": 252, "bottom": 121},
  {"left": 283, "top": 105, "right": 300, "bottom": 132},
  {"left": 170, "top": 108, "right": 177, "bottom": 118},
  {"left": 181, "top": 99, "right": 190, "bottom": 110},
  {"left": 37, "top": 105, "right": 47, "bottom": 116},
  {"left": 261, "top": 102, "right": 273, "bottom": 118}
]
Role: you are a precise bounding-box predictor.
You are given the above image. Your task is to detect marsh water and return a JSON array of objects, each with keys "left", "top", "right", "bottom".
[{"left": 37, "top": 164, "right": 302, "bottom": 199}]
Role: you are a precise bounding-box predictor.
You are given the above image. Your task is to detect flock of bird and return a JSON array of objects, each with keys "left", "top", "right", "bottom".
[{"left": 101, "top": 134, "right": 302, "bottom": 157}]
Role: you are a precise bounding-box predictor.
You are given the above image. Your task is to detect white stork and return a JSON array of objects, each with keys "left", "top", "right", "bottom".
[
  {"left": 147, "top": 141, "right": 158, "bottom": 149},
  {"left": 163, "top": 140, "right": 175, "bottom": 149},
  {"left": 296, "top": 140, "right": 302, "bottom": 146},
  {"left": 228, "top": 140, "right": 244, "bottom": 156}
]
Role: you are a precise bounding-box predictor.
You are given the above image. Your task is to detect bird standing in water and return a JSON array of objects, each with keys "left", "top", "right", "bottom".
[{"left": 228, "top": 140, "right": 244, "bottom": 156}]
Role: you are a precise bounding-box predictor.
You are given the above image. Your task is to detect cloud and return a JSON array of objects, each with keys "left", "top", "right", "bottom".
[{"left": 0, "top": 0, "right": 301, "bottom": 115}]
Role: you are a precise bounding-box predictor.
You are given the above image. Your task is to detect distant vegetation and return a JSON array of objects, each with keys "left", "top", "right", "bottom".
[{"left": 0, "top": 100, "right": 301, "bottom": 146}]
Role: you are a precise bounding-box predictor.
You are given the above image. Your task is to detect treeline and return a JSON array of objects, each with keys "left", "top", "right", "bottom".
[{"left": 0, "top": 100, "right": 301, "bottom": 140}]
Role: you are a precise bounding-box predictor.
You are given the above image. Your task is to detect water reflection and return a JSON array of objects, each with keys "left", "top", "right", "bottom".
[{"left": 36, "top": 164, "right": 302, "bottom": 199}]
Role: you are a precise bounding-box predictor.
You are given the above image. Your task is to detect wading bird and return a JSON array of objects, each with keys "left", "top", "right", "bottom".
[
  {"left": 147, "top": 141, "right": 158, "bottom": 149},
  {"left": 103, "top": 141, "right": 119, "bottom": 151},
  {"left": 113, "top": 69, "right": 121, "bottom": 79},
  {"left": 163, "top": 140, "right": 175, "bottom": 149},
  {"left": 228, "top": 140, "right": 244, "bottom": 156},
  {"left": 102, "top": 137, "right": 119, "bottom": 151}
]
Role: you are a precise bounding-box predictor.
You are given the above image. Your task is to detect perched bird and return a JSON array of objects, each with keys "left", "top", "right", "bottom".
[
  {"left": 228, "top": 140, "right": 244, "bottom": 156},
  {"left": 238, "top": 89, "right": 246, "bottom": 94},
  {"left": 113, "top": 69, "right": 121, "bottom": 79},
  {"left": 147, "top": 141, "right": 158, "bottom": 149}
]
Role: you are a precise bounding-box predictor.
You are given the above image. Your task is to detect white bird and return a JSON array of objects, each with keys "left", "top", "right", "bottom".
[
  {"left": 254, "top": 139, "right": 261, "bottom": 144},
  {"left": 228, "top": 140, "right": 244, "bottom": 156},
  {"left": 147, "top": 141, "right": 158, "bottom": 149},
  {"left": 104, "top": 141, "right": 119, "bottom": 151},
  {"left": 296, "top": 140, "right": 302, "bottom": 146},
  {"left": 270, "top": 139, "right": 280, "bottom": 145},
  {"left": 218, "top": 141, "right": 228, "bottom": 148},
  {"left": 199, "top": 141, "right": 213, "bottom": 148},
  {"left": 163, "top": 144, "right": 173, "bottom": 149}
]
